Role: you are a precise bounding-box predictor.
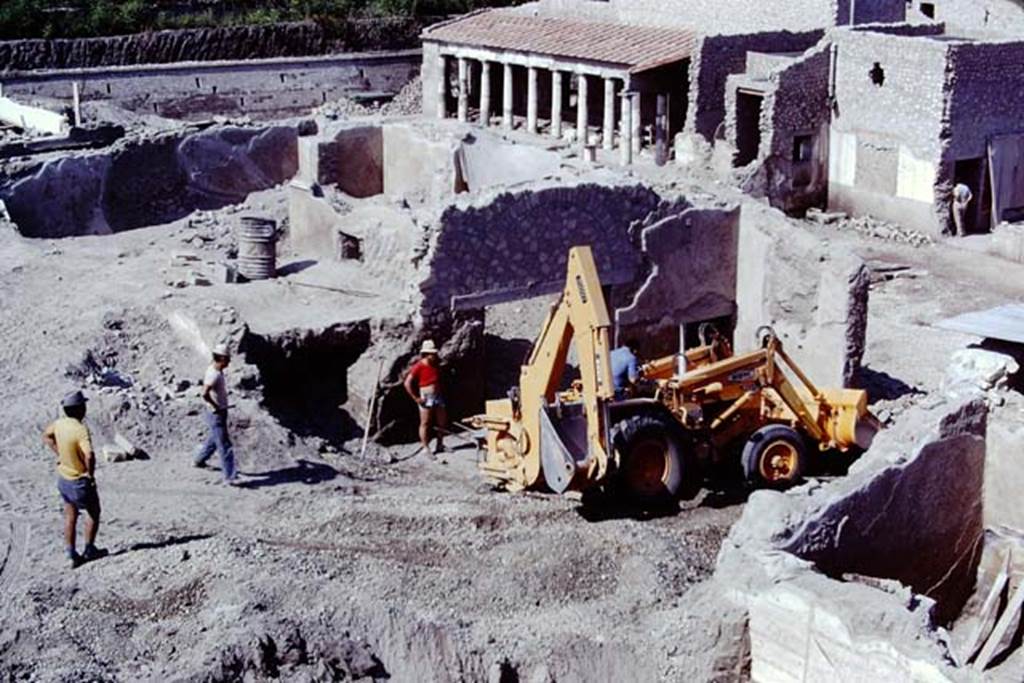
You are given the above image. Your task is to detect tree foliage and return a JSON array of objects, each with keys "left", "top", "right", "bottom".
[{"left": 0, "top": 0, "right": 523, "bottom": 40}]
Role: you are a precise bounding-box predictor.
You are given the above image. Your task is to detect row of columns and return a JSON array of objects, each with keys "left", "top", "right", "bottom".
[{"left": 439, "top": 54, "right": 668, "bottom": 164}]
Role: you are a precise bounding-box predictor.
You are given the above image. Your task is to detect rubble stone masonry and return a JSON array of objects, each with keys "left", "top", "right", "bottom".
[
  {"left": 828, "top": 29, "right": 949, "bottom": 231},
  {"left": 689, "top": 30, "right": 823, "bottom": 142}
]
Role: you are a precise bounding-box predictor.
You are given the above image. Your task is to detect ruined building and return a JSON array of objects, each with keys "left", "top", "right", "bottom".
[{"left": 422, "top": 0, "right": 1024, "bottom": 236}]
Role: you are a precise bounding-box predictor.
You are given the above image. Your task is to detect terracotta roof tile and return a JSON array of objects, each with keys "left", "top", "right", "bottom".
[{"left": 423, "top": 10, "right": 698, "bottom": 72}]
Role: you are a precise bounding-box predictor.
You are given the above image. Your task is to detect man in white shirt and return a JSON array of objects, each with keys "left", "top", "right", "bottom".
[
  {"left": 952, "top": 182, "right": 973, "bottom": 237},
  {"left": 193, "top": 343, "right": 238, "bottom": 484}
]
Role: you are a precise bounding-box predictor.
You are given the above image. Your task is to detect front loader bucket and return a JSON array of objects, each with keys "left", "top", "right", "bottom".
[{"left": 539, "top": 402, "right": 590, "bottom": 493}]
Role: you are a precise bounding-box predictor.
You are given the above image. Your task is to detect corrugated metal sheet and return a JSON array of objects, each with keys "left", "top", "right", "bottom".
[
  {"left": 423, "top": 10, "right": 697, "bottom": 72},
  {"left": 935, "top": 303, "right": 1024, "bottom": 344}
]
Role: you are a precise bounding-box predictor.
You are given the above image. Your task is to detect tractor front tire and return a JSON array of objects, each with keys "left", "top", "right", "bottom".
[
  {"left": 611, "top": 413, "right": 692, "bottom": 504},
  {"left": 741, "top": 424, "right": 808, "bottom": 490}
]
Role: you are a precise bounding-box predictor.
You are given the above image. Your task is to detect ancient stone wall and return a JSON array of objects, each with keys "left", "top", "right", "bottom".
[
  {"left": 908, "top": 0, "right": 1024, "bottom": 34},
  {"left": 689, "top": 30, "right": 823, "bottom": 142},
  {"left": 717, "top": 397, "right": 988, "bottom": 679},
  {"left": 944, "top": 40, "right": 1024, "bottom": 161},
  {"left": 835, "top": 0, "right": 909, "bottom": 23},
  {"left": 734, "top": 202, "right": 869, "bottom": 388},
  {"left": 783, "top": 397, "right": 988, "bottom": 624},
  {"left": 3, "top": 52, "right": 420, "bottom": 123},
  {"left": 615, "top": 205, "right": 740, "bottom": 355},
  {"left": 827, "top": 28, "right": 950, "bottom": 233},
  {"left": 418, "top": 182, "right": 660, "bottom": 324},
  {"left": 762, "top": 45, "right": 833, "bottom": 214},
  {"left": 1, "top": 124, "right": 298, "bottom": 237},
  {"left": 0, "top": 20, "right": 423, "bottom": 72},
  {"left": 527, "top": 0, "right": 904, "bottom": 33}
]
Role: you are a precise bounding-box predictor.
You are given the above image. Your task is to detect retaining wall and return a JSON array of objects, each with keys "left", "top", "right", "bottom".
[
  {"left": 2, "top": 51, "right": 420, "bottom": 122},
  {"left": 0, "top": 20, "right": 424, "bottom": 72}
]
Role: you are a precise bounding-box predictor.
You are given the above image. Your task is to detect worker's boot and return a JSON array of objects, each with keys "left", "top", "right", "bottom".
[
  {"left": 82, "top": 544, "right": 108, "bottom": 562},
  {"left": 67, "top": 548, "right": 83, "bottom": 569}
]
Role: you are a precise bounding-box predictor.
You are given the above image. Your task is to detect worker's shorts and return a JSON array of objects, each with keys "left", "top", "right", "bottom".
[
  {"left": 57, "top": 476, "right": 101, "bottom": 517},
  {"left": 419, "top": 388, "right": 445, "bottom": 409},
  {"left": 421, "top": 395, "right": 445, "bottom": 409}
]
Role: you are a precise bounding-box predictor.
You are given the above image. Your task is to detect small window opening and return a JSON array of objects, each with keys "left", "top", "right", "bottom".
[
  {"left": 869, "top": 62, "right": 885, "bottom": 86},
  {"left": 920, "top": 2, "right": 935, "bottom": 18},
  {"left": 792, "top": 134, "right": 814, "bottom": 163}
]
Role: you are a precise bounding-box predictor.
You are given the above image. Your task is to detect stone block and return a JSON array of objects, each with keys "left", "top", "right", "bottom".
[
  {"left": 113, "top": 432, "right": 138, "bottom": 457},
  {"left": 102, "top": 445, "right": 131, "bottom": 463},
  {"left": 749, "top": 578, "right": 954, "bottom": 683},
  {"left": 944, "top": 348, "right": 1020, "bottom": 394}
]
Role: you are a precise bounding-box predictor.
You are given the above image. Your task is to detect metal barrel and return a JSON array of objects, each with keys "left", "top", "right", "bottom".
[{"left": 237, "top": 216, "right": 277, "bottom": 280}]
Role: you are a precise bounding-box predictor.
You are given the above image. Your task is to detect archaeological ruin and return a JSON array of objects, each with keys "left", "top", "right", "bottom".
[{"left": 0, "top": 0, "right": 1023, "bottom": 681}]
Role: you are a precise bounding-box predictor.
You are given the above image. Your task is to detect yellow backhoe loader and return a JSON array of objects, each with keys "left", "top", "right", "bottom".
[{"left": 469, "top": 246, "right": 880, "bottom": 503}]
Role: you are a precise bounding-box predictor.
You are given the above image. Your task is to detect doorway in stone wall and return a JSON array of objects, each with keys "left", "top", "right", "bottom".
[
  {"left": 734, "top": 90, "right": 763, "bottom": 167},
  {"left": 954, "top": 157, "right": 992, "bottom": 234}
]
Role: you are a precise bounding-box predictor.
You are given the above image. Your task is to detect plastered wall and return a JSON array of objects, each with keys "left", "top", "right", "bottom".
[{"left": 827, "top": 29, "right": 950, "bottom": 232}]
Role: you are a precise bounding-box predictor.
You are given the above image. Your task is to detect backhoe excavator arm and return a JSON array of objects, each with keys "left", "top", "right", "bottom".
[
  {"left": 471, "top": 246, "right": 616, "bottom": 492},
  {"left": 516, "top": 246, "right": 616, "bottom": 490}
]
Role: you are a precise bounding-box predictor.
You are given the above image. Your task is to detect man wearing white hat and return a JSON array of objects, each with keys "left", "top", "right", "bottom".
[
  {"left": 404, "top": 339, "right": 447, "bottom": 457},
  {"left": 42, "top": 389, "right": 107, "bottom": 568},
  {"left": 193, "top": 342, "right": 238, "bottom": 483}
]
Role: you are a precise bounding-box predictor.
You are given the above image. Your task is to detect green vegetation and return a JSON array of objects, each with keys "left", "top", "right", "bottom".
[{"left": 0, "top": 0, "right": 518, "bottom": 40}]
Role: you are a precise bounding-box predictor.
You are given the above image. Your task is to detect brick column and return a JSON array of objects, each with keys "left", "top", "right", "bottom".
[
  {"left": 502, "top": 62, "right": 513, "bottom": 130},
  {"left": 479, "top": 60, "right": 491, "bottom": 126},
  {"left": 576, "top": 73, "right": 589, "bottom": 146},
  {"left": 457, "top": 57, "right": 469, "bottom": 123},
  {"left": 602, "top": 77, "right": 615, "bottom": 150},
  {"left": 527, "top": 66, "right": 538, "bottom": 134},
  {"left": 551, "top": 70, "right": 563, "bottom": 139}
]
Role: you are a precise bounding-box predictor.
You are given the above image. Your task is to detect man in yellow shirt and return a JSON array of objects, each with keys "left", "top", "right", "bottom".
[{"left": 42, "top": 390, "right": 106, "bottom": 568}]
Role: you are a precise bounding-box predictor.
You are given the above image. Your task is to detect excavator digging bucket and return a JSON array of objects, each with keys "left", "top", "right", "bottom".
[
  {"left": 822, "top": 388, "right": 881, "bottom": 450},
  {"left": 538, "top": 402, "right": 590, "bottom": 493}
]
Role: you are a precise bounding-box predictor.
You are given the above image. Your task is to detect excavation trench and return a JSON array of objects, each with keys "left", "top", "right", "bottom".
[
  {"left": 0, "top": 123, "right": 298, "bottom": 238},
  {"left": 240, "top": 321, "right": 371, "bottom": 448}
]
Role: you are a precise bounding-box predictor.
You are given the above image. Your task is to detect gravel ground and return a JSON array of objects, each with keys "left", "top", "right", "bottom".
[
  {"left": 0, "top": 194, "right": 743, "bottom": 682},
  {"left": 2, "top": 137, "right": 1022, "bottom": 680}
]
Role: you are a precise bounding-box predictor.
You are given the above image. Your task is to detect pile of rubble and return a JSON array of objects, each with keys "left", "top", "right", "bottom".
[
  {"left": 380, "top": 75, "right": 423, "bottom": 117},
  {"left": 806, "top": 207, "right": 936, "bottom": 247},
  {"left": 314, "top": 76, "right": 423, "bottom": 121},
  {"left": 314, "top": 96, "right": 375, "bottom": 120}
]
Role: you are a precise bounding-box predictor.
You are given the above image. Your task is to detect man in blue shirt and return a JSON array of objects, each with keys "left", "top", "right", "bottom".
[{"left": 610, "top": 340, "right": 640, "bottom": 398}]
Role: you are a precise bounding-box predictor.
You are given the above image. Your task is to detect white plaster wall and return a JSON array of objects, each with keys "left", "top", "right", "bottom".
[
  {"left": 828, "top": 128, "right": 857, "bottom": 187},
  {"left": 896, "top": 144, "right": 937, "bottom": 203}
]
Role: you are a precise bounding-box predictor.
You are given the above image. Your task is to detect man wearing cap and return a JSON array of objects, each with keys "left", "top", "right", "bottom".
[
  {"left": 193, "top": 343, "right": 238, "bottom": 484},
  {"left": 42, "top": 390, "right": 106, "bottom": 568},
  {"left": 404, "top": 340, "right": 447, "bottom": 457}
]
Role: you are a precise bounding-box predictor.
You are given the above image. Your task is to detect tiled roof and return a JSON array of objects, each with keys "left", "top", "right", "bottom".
[{"left": 423, "top": 10, "right": 698, "bottom": 72}]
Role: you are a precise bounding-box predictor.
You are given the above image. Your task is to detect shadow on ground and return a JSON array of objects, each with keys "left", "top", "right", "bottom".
[
  {"left": 109, "top": 533, "right": 214, "bottom": 558},
  {"left": 860, "top": 366, "right": 925, "bottom": 402},
  {"left": 277, "top": 259, "right": 317, "bottom": 277},
  {"left": 238, "top": 459, "right": 339, "bottom": 489}
]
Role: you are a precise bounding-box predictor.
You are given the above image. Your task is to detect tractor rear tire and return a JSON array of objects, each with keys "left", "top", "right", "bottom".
[
  {"left": 742, "top": 425, "right": 807, "bottom": 490},
  {"left": 611, "top": 413, "right": 691, "bottom": 504}
]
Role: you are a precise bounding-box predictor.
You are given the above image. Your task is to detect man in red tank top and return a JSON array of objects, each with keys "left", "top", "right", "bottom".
[{"left": 404, "top": 339, "right": 447, "bottom": 457}]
